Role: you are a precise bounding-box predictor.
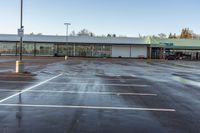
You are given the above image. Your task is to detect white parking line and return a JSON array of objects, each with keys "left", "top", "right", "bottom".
[
  {"left": 0, "top": 89, "right": 157, "bottom": 96},
  {"left": 55, "top": 83, "right": 149, "bottom": 87},
  {"left": 0, "top": 103, "right": 176, "bottom": 112},
  {"left": 63, "top": 78, "right": 139, "bottom": 80},
  {"left": 0, "top": 77, "right": 140, "bottom": 83},
  {"left": 0, "top": 69, "right": 13, "bottom": 72},
  {"left": 64, "top": 73, "right": 138, "bottom": 77},
  {"left": 0, "top": 73, "right": 63, "bottom": 103},
  {"left": 0, "top": 81, "right": 148, "bottom": 87},
  {"left": 130, "top": 74, "right": 136, "bottom": 77}
]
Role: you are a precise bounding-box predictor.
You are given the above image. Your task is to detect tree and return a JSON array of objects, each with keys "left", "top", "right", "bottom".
[
  {"left": 112, "top": 34, "right": 116, "bottom": 37},
  {"left": 168, "top": 33, "right": 173, "bottom": 39},
  {"left": 89, "top": 32, "right": 95, "bottom": 37},
  {"left": 70, "top": 30, "right": 76, "bottom": 36},
  {"left": 180, "top": 28, "right": 193, "bottom": 39},
  {"left": 139, "top": 34, "right": 142, "bottom": 38},
  {"left": 168, "top": 33, "right": 177, "bottom": 39},
  {"left": 77, "top": 29, "right": 95, "bottom": 37},
  {"left": 77, "top": 29, "right": 89, "bottom": 36},
  {"left": 107, "top": 34, "right": 112, "bottom": 37},
  {"left": 106, "top": 34, "right": 117, "bottom": 37},
  {"left": 173, "top": 33, "right": 177, "bottom": 39},
  {"left": 158, "top": 33, "right": 167, "bottom": 38},
  {"left": 30, "top": 32, "right": 34, "bottom": 35}
]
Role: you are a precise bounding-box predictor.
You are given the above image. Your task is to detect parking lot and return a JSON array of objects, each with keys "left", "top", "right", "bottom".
[{"left": 0, "top": 57, "right": 200, "bottom": 133}]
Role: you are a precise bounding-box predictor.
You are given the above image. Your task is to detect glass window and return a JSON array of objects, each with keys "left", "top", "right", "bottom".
[
  {"left": 36, "top": 43, "right": 54, "bottom": 56},
  {"left": 0, "top": 42, "right": 17, "bottom": 55}
]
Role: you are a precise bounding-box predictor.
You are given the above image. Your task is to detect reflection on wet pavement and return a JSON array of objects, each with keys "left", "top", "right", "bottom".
[{"left": 0, "top": 58, "right": 200, "bottom": 133}]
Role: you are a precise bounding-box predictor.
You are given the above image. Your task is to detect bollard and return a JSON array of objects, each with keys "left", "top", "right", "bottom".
[
  {"left": 16, "top": 60, "right": 24, "bottom": 73},
  {"left": 65, "top": 56, "right": 68, "bottom": 60}
]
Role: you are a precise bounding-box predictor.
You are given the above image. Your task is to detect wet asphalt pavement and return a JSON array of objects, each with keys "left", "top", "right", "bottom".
[{"left": 0, "top": 57, "right": 200, "bottom": 133}]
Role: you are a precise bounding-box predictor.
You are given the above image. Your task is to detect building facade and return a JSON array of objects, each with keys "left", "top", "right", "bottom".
[
  {"left": 0, "top": 34, "right": 200, "bottom": 60},
  {"left": 0, "top": 34, "right": 148, "bottom": 58},
  {"left": 149, "top": 38, "right": 200, "bottom": 60}
]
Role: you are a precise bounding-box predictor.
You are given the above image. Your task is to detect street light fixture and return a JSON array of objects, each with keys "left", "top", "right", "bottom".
[
  {"left": 16, "top": 0, "right": 24, "bottom": 73},
  {"left": 64, "top": 23, "right": 71, "bottom": 44},
  {"left": 64, "top": 23, "right": 71, "bottom": 57}
]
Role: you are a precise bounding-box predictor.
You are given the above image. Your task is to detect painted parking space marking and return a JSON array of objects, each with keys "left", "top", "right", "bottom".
[
  {"left": 0, "top": 89, "right": 157, "bottom": 96},
  {"left": 0, "top": 77, "right": 140, "bottom": 83},
  {"left": 0, "top": 80, "right": 149, "bottom": 87},
  {"left": 130, "top": 74, "right": 136, "bottom": 77},
  {"left": 0, "top": 69, "right": 13, "bottom": 72},
  {"left": 0, "top": 73, "right": 63, "bottom": 103},
  {"left": 0, "top": 103, "right": 176, "bottom": 112},
  {"left": 64, "top": 73, "right": 138, "bottom": 77},
  {"left": 43, "top": 83, "right": 148, "bottom": 87}
]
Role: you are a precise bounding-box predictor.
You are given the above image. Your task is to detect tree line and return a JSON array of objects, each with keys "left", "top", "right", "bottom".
[
  {"left": 69, "top": 29, "right": 118, "bottom": 37},
  {"left": 149, "top": 28, "right": 200, "bottom": 39},
  {"left": 29, "top": 28, "right": 200, "bottom": 39},
  {"left": 29, "top": 29, "right": 119, "bottom": 37}
]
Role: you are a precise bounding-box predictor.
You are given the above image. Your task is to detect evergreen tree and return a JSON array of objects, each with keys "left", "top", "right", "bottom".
[
  {"left": 168, "top": 33, "right": 173, "bottom": 38},
  {"left": 173, "top": 33, "right": 177, "bottom": 38}
]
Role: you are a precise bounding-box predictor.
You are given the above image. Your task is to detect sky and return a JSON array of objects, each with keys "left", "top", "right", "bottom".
[{"left": 0, "top": 0, "right": 199, "bottom": 37}]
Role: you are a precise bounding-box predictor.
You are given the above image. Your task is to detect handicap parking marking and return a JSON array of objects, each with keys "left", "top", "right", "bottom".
[
  {"left": 0, "top": 103, "right": 176, "bottom": 112},
  {"left": 0, "top": 73, "right": 63, "bottom": 103}
]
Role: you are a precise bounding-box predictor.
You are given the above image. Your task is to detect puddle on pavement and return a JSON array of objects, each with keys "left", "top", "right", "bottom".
[{"left": 172, "top": 76, "right": 200, "bottom": 87}]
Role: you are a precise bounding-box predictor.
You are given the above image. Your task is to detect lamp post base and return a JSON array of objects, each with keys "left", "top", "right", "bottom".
[{"left": 16, "top": 60, "right": 24, "bottom": 73}]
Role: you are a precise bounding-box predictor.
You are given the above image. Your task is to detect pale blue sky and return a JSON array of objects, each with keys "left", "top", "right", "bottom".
[{"left": 0, "top": 0, "right": 199, "bottom": 37}]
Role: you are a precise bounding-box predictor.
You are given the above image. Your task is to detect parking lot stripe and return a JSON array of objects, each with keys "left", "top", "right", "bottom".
[
  {"left": 50, "top": 83, "right": 149, "bottom": 87},
  {"left": 0, "top": 89, "right": 157, "bottom": 96},
  {"left": 0, "top": 81, "right": 149, "bottom": 87},
  {"left": 130, "top": 74, "right": 136, "bottom": 77},
  {"left": 61, "top": 78, "right": 139, "bottom": 80},
  {"left": 0, "top": 73, "right": 63, "bottom": 103},
  {"left": 0, "top": 78, "right": 140, "bottom": 83},
  {"left": 0, "top": 103, "right": 176, "bottom": 112}
]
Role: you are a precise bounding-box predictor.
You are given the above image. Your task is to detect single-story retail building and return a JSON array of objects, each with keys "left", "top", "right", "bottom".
[
  {"left": 0, "top": 34, "right": 200, "bottom": 60},
  {"left": 0, "top": 34, "right": 148, "bottom": 58}
]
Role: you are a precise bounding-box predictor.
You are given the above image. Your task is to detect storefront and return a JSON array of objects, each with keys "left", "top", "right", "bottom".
[
  {"left": 0, "top": 34, "right": 147, "bottom": 58},
  {"left": 149, "top": 38, "right": 200, "bottom": 60}
]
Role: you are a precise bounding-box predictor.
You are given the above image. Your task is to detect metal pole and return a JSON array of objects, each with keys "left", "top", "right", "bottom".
[
  {"left": 149, "top": 47, "right": 152, "bottom": 60},
  {"left": 19, "top": 0, "right": 23, "bottom": 61},
  {"left": 16, "top": 0, "right": 24, "bottom": 73},
  {"left": 64, "top": 23, "right": 71, "bottom": 56},
  {"left": 74, "top": 44, "right": 75, "bottom": 56}
]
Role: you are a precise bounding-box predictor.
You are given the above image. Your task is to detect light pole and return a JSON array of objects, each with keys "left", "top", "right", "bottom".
[
  {"left": 64, "top": 23, "right": 71, "bottom": 58},
  {"left": 16, "top": 0, "right": 24, "bottom": 73}
]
